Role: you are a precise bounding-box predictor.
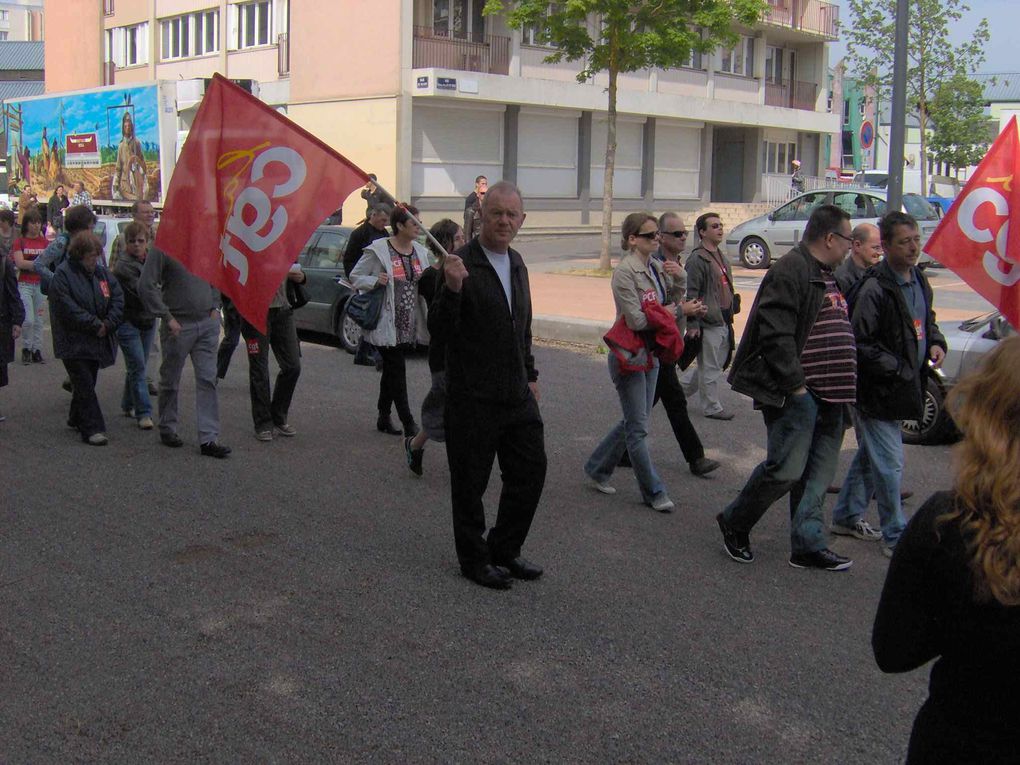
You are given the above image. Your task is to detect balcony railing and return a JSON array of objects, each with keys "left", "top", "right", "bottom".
[
  {"left": 412, "top": 26, "right": 510, "bottom": 76},
  {"left": 764, "top": 0, "right": 839, "bottom": 38},
  {"left": 278, "top": 32, "right": 289, "bottom": 76},
  {"left": 765, "top": 79, "right": 818, "bottom": 111}
]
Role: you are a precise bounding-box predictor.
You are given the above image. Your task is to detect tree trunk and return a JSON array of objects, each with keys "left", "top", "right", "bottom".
[{"left": 598, "top": 64, "right": 618, "bottom": 271}]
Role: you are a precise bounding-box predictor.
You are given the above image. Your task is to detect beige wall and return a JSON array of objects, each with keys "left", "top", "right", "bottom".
[{"left": 43, "top": 0, "right": 102, "bottom": 90}]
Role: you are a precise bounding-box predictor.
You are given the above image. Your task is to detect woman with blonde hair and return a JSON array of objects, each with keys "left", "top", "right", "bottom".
[{"left": 873, "top": 335, "right": 1020, "bottom": 763}]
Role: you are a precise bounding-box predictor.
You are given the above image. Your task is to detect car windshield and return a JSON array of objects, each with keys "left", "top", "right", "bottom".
[{"left": 903, "top": 194, "right": 940, "bottom": 221}]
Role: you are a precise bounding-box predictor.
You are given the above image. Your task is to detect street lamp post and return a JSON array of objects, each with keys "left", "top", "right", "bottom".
[{"left": 887, "top": 0, "right": 909, "bottom": 211}]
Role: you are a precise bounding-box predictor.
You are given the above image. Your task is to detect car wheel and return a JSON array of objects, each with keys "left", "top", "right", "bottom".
[
  {"left": 901, "top": 377, "right": 953, "bottom": 445},
  {"left": 740, "top": 237, "right": 771, "bottom": 269},
  {"left": 336, "top": 300, "right": 362, "bottom": 354}
]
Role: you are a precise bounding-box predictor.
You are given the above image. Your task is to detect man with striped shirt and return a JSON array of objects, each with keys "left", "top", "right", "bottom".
[{"left": 717, "top": 205, "right": 857, "bottom": 571}]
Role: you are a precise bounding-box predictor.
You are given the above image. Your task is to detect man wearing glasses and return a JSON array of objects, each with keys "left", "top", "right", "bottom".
[
  {"left": 718, "top": 204, "right": 859, "bottom": 571},
  {"left": 680, "top": 213, "right": 737, "bottom": 420}
]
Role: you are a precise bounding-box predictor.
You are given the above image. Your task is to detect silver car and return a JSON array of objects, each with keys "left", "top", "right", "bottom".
[
  {"left": 726, "top": 188, "right": 941, "bottom": 269},
  {"left": 901, "top": 311, "right": 1016, "bottom": 445}
]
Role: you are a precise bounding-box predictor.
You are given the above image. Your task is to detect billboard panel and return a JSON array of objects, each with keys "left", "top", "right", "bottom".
[{"left": 5, "top": 83, "right": 163, "bottom": 202}]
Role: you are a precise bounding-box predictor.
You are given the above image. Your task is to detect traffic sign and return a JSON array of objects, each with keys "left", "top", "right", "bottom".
[{"left": 860, "top": 120, "right": 875, "bottom": 150}]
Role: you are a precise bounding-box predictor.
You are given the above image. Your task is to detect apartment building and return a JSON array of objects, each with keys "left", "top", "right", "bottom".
[
  {"left": 44, "top": 0, "right": 839, "bottom": 223},
  {"left": 0, "top": 1, "right": 44, "bottom": 41}
]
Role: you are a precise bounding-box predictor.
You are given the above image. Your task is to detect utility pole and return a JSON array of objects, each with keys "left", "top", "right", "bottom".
[{"left": 887, "top": 0, "right": 909, "bottom": 210}]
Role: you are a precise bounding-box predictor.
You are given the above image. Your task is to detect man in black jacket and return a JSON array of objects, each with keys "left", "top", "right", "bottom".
[
  {"left": 832, "top": 212, "right": 945, "bottom": 557},
  {"left": 429, "top": 181, "right": 546, "bottom": 590},
  {"left": 342, "top": 204, "right": 391, "bottom": 278},
  {"left": 718, "top": 205, "right": 858, "bottom": 571}
]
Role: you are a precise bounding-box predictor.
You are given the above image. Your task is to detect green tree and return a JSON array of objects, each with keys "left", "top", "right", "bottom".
[
  {"left": 927, "top": 73, "right": 991, "bottom": 175},
  {"left": 842, "top": 0, "right": 989, "bottom": 195},
  {"left": 485, "top": 0, "right": 766, "bottom": 269}
]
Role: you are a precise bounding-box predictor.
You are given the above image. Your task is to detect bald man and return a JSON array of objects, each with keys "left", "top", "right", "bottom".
[{"left": 834, "top": 223, "right": 882, "bottom": 295}]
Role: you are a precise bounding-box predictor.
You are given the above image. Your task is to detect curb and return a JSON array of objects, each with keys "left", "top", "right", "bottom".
[{"left": 532, "top": 315, "right": 609, "bottom": 347}]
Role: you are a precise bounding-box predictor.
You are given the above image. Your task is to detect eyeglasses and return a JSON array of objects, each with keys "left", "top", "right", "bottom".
[
  {"left": 634, "top": 231, "right": 659, "bottom": 240},
  {"left": 831, "top": 231, "right": 853, "bottom": 243},
  {"left": 662, "top": 230, "right": 688, "bottom": 238}
]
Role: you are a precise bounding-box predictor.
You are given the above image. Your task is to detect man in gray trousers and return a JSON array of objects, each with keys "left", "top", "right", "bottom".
[{"left": 139, "top": 247, "right": 231, "bottom": 458}]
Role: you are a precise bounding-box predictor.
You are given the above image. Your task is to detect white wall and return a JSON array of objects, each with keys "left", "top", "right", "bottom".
[
  {"left": 653, "top": 121, "right": 701, "bottom": 198},
  {"left": 517, "top": 108, "right": 578, "bottom": 197}
]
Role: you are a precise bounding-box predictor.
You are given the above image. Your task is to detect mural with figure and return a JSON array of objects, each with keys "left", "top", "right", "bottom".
[{"left": 4, "top": 84, "right": 162, "bottom": 202}]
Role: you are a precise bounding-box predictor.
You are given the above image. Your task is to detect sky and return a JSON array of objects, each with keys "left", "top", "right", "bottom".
[{"left": 828, "top": 0, "right": 1014, "bottom": 74}]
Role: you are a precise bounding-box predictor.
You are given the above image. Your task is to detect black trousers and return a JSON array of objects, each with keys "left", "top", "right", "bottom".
[
  {"left": 216, "top": 299, "right": 243, "bottom": 379},
  {"left": 654, "top": 361, "right": 705, "bottom": 465},
  {"left": 377, "top": 345, "right": 414, "bottom": 428},
  {"left": 63, "top": 358, "right": 105, "bottom": 440},
  {"left": 241, "top": 307, "right": 301, "bottom": 431},
  {"left": 445, "top": 393, "right": 547, "bottom": 567}
]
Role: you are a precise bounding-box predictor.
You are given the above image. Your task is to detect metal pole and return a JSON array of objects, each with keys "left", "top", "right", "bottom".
[
  {"left": 886, "top": 0, "right": 909, "bottom": 211},
  {"left": 366, "top": 182, "right": 449, "bottom": 261}
]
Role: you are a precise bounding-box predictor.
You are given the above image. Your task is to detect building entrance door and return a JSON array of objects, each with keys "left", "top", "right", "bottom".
[{"left": 712, "top": 128, "right": 745, "bottom": 202}]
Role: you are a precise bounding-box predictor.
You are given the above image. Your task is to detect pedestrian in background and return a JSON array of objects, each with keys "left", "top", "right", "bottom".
[
  {"left": 47, "top": 184, "right": 68, "bottom": 237},
  {"left": 584, "top": 212, "right": 679, "bottom": 513},
  {"left": 350, "top": 204, "right": 430, "bottom": 438},
  {"left": 11, "top": 208, "right": 49, "bottom": 364},
  {"left": 112, "top": 222, "right": 157, "bottom": 430},
  {"left": 0, "top": 227, "right": 25, "bottom": 422},
  {"left": 403, "top": 218, "right": 466, "bottom": 475},
  {"left": 873, "top": 336, "right": 1020, "bottom": 764},
  {"left": 48, "top": 232, "right": 123, "bottom": 445}
]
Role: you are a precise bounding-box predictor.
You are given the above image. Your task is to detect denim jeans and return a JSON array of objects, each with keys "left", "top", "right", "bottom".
[
  {"left": 723, "top": 391, "right": 845, "bottom": 554},
  {"left": 833, "top": 411, "right": 906, "bottom": 546},
  {"left": 117, "top": 321, "right": 155, "bottom": 419},
  {"left": 18, "top": 282, "right": 45, "bottom": 353},
  {"left": 585, "top": 354, "right": 666, "bottom": 504}
]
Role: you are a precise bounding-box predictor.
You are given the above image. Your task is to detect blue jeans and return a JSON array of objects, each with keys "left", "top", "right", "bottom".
[
  {"left": 585, "top": 354, "right": 667, "bottom": 504},
  {"left": 832, "top": 411, "right": 906, "bottom": 546},
  {"left": 723, "top": 391, "right": 845, "bottom": 554},
  {"left": 117, "top": 321, "right": 155, "bottom": 419}
]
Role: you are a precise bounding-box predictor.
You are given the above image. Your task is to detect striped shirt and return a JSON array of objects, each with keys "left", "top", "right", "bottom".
[{"left": 801, "top": 270, "right": 857, "bottom": 403}]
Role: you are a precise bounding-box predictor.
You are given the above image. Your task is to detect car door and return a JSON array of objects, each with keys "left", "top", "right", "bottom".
[
  {"left": 295, "top": 228, "right": 350, "bottom": 334},
  {"left": 769, "top": 191, "right": 828, "bottom": 250},
  {"left": 833, "top": 190, "right": 878, "bottom": 230}
]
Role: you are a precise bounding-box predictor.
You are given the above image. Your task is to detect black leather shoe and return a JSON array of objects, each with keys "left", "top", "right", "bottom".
[
  {"left": 200, "top": 441, "right": 232, "bottom": 458},
  {"left": 160, "top": 432, "right": 184, "bottom": 448},
  {"left": 493, "top": 557, "right": 544, "bottom": 580},
  {"left": 377, "top": 415, "right": 401, "bottom": 435},
  {"left": 690, "top": 457, "right": 720, "bottom": 476},
  {"left": 461, "top": 563, "right": 513, "bottom": 590},
  {"left": 402, "top": 420, "right": 419, "bottom": 438}
]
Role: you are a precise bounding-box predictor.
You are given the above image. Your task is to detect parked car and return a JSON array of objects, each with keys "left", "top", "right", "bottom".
[
  {"left": 901, "top": 311, "right": 1016, "bottom": 445},
  {"left": 725, "top": 188, "right": 942, "bottom": 269},
  {"left": 290, "top": 224, "right": 360, "bottom": 352},
  {"left": 93, "top": 215, "right": 133, "bottom": 264}
]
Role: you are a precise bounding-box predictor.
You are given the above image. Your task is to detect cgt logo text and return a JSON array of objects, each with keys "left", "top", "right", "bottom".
[
  {"left": 956, "top": 176, "right": 1020, "bottom": 287},
  {"left": 216, "top": 142, "right": 307, "bottom": 285}
]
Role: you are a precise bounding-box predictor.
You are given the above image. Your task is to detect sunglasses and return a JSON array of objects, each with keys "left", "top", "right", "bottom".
[
  {"left": 634, "top": 231, "right": 659, "bottom": 240},
  {"left": 662, "top": 230, "right": 688, "bottom": 238}
]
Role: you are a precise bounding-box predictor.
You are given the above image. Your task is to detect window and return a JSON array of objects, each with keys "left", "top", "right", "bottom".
[
  {"left": 833, "top": 191, "right": 871, "bottom": 218},
  {"left": 0, "top": 10, "right": 9, "bottom": 21},
  {"left": 773, "top": 191, "right": 826, "bottom": 222},
  {"left": 762, "top": 140, "right": 797, "bottom": 174},
  {"left": 306, "top": 231, "right": 348, "bottom": 270},
  {"left": 718, "top": 35, "right": 754, "bottom": 77},
  {"left": 103, "top": 0, "right": 114, "bottom": 15},
  {"left": 0, "top": 32, "right": 7, "bottom": 41},
  {"left": 765, "top": 46, "right": 784, "bottom": 83},
  {"left": 235, "top": 0, "right": 272, "bottom": 49},
  {"left": 433, "top": 0, "right": 484, "bottom": 43},
  {"left": 161, "top": 10, "right": 219, "bottom": 60},
  {"left": 522, "top": 3, "right": 562, "bottom": 47},
  {"left": 106, "top": 22, "right": 150, "bottom": 67},
  {"left": 843, "top": 98, "right": 851, "bottom": 125}
]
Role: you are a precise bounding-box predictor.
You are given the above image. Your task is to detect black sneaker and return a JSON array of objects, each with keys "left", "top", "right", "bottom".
[
  {"left": 200, "top": 441, "right": 232, "bottom": 459},
  {"left": 717, "top": 513, "right": 753, "bottom": 563},
  {"left": 31, "top": 350, "right": 43, "bottom": 363},
  {"left": 21, "top": 348, "right": 31, "bottom": 365},
  {"left": 404, "top": 436, "right": 424, "bottom": 476},
  {"left": 160, "top": 432, "right": 184, "bottom": 448},
  {"left": 789, "top": 548, "right": 853, "bottom": 571},
  {"left": 61, "top": 377, "right": 73, "bottom": 393}
]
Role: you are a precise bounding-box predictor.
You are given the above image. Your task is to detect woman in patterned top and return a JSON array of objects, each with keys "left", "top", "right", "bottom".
[{"left": 349, "top": 204, "right": 432, "bottom": 437}]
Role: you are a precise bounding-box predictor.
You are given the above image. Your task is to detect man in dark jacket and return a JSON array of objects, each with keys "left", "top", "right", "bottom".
[
  {"left": 834, "top": 222, "right": 882, "bottom": 295},
  {"left": 47, "top": 185, "right": 68, "bottom": 236},
  {"left": 831, "top": 212, "right": 945, "bottom": 557},
  {"left": 342, "top": 204, "right": 390, "bottom": 280},
  {"left": 429, "top": 181, "right": 546, "bottom": 590},
  {"left": 718, "top": 205, "right": 858, "bottom": 571}
]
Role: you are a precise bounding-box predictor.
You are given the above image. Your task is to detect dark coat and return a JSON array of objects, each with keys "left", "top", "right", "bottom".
[
  {"left": 684, "top": 245, "right": 735, "bottom": 329},
  {"left": 342, "top": 221, "right": 389, "bottom": 280},
  {"left": 1, "top": 255, "right": 26, "bottom": 365},
  {"left": 113, "top": 254, "right": 156, "bottom": 330},
  {"left": 427, "top": 238, "right": 537, "bottom": 405},
  {"left": 848, "top": 259, "right": 945, "bottom": 420},
  {"left": 727, "top": 243, "right": 828, "bottom": 408},
  {"left": 47, "top": 193, "right": 68, "bottom": 228},
  {"left": 48, "top": 258, "right": 124, "bottom": 365}
]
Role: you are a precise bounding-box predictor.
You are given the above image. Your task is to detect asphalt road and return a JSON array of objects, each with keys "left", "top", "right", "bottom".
[{"left": 1, "top": 332, "right": 952, "bottom": 762}]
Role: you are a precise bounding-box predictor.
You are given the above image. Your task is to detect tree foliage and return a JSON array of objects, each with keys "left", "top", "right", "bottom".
[
  {"left": 485, "top": 0, "right": 766, "bottom": 268},
  {"left": 927, "top": 73, "right": 992, "bottom": 172},
  {"left": 842, "top": 0, "right": 990, "bottom": 191}
]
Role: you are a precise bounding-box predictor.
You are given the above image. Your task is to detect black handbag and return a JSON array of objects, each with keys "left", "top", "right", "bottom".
[
  {"left": 347, "top": 286, "right": 385, "bottom": 330},
  {"left": 285, "top": 279, "right": 309, "bottom": 309}
]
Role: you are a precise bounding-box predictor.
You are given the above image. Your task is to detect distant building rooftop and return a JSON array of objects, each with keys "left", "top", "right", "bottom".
[
  {"left": 0, "top": 41, "right": 44, "bottom": 72},
  {"left": 971, "top": 73, "right": 1020, "bottom": 103},
  {"left": 0, "top": 80, "right": 44, "bottom": 101}
]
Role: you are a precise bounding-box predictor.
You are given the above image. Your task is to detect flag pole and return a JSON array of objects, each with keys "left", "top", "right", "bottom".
[{"left": 370, "top": 182, "right": 450, "bottom": 262}]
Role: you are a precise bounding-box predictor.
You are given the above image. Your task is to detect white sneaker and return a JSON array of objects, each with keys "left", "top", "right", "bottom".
[
  {"left": 882, "top": 545, "right": 895, "bottom": 559},
  {"left": 651, "top": 494, "right": 675, "bottom": 513},
  {"left": 588, "top": 476, "right": 616, "bottom": 495},
  {"left": 832, "top": 519, "right": 883, "bottom": 541},
  {"left": 87, "top": 433, "right": 108, "bottom": 446},
  {"left": 137, "top": 416, "right": 154, "bottom": 430}
]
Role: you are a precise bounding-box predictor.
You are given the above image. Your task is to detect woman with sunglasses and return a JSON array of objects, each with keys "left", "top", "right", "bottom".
[
  {"left": 585, "top": 212, "right": 683, "bottom": 513},
  {"left": 112, "top": 221, "right": 156, "bottom": 429}
]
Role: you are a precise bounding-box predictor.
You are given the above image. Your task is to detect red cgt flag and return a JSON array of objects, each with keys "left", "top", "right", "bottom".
[
  {"left": 155, "top": 73, "right": 370, "bottom": 332},
  {"left": 924, "top": 116, "right": 1020, "bottom": 330}
]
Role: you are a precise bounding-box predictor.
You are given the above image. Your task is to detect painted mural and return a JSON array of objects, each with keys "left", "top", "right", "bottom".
[{"left": 5, "top": 84, "right": 162, "bottom": 202}]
